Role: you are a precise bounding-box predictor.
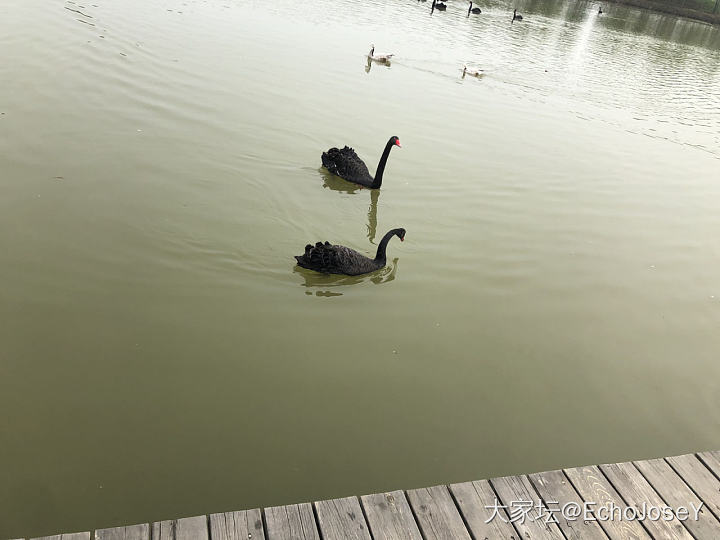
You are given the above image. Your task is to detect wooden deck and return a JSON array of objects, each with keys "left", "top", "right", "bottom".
[{"left": 18, "top": 450, "right": 720, "bottom": 540}]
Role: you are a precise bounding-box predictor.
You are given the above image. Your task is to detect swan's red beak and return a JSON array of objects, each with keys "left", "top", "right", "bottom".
[
  {"left": 395, "top": 140, "right": 402, "bottom": 148},
  {"left": 400, "top": 237, "right": 404, "bottom": 241}
]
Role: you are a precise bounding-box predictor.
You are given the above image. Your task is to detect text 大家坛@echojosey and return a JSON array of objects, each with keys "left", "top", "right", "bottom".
[{"left": 485, "top": 499, "right": 705, "bottom": 524}]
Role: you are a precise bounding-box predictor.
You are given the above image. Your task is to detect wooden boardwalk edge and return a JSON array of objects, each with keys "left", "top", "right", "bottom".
[{"left": 17, "top": 449, "right": 720, "bottom": 540}]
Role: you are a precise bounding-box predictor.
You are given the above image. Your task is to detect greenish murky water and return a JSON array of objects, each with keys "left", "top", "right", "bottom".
[{"left": 1, "top": 0, "right": 719, "bottom": 536}]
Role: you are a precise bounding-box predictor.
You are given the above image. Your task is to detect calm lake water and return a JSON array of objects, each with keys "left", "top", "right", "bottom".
[{"left": 1, "top": 0, "right": 720, "bottom": 536}]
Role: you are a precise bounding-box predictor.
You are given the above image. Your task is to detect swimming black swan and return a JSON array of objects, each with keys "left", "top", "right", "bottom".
[
  {"left": 295, "top": 228, "right": 406, "bottom": 275},
  {"left": 321, "top": 136, "right": 401, "bottom": 189},
  {"left": 432, "top": 0, "right": 447, "bottom": 11},
  {"left": 468, "top": 1, "right": 481, "bottom": 14},
  {"left": 598, "top": 6, "right": 603, "bottom": 13},
  {"left": 512, "top": 8, "right": 523, "bottom": 22}
]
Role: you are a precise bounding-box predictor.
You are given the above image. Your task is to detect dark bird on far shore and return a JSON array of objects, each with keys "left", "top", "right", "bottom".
[
  {"left": 295, "top": 228, "right": 406, "bottom": 275},
  {"left": 321, "top": 136, "right": 401, "bottom": 189}
]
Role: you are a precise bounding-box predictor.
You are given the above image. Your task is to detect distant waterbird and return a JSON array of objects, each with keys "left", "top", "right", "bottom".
[
  {"left": 512, "top": 8, "right": 523, "bottom": 22},
  {"left": 432, "top": 0, "right": 447, "bottom": 11},
  {"left": 468, "top": 1, "right": 481, "bottom": 14},
  {"left": 462, "top": 65, "right": 484, "bottom": 77},
  {"left": 368, "top": 44, "right": 394, "bottom": 63}
]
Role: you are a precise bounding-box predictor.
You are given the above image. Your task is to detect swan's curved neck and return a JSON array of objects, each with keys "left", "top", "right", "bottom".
[
  {"left": 371, "top": 139, "right": 396, "bottom": 189},
  {"left": 375, "top": 229, "right": 398, "bottom": 262}
]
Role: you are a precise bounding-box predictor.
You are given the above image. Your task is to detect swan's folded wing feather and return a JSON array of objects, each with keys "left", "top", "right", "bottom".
[
  {"left": 322, "top": 146, "right": 373, "bottom": 185},
  {"left": 296, "top": 243, "right": 377, "bottom": 275}
]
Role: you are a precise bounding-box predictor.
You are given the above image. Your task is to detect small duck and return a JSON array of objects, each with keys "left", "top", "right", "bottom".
[
  {"left": 468, "top": 1, "right": 481, "bottom": 14},
  {"left": 368, "top": 44, "right": 394, "bottom": 63},
  {"left": 462, "top": 65, "right": 484, "bottom": 77},
  {"left": 512, "top": 8, "right": 523, "bottom": 22}
]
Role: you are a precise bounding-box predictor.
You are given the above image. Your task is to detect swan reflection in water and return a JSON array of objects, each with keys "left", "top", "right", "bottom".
[
  {"left": 295, "top": 257, "right": 400, "bottom": 297},
  {"left": 365, "top": 57, "right": 391, "bottom": 73},
  {"left": 367, "top": 189, "right": 378, "bottom": 243},
  {"left": 317, "top": 169, "right": 380, "bottom": 243},
  {"left": 319, "top": 168, "right": 363, "bottom": 194}
]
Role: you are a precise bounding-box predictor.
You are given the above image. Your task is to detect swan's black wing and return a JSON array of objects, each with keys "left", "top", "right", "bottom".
[
  {"left": 295, "top": 241, "right": 381, "bottom": 275},
  {"left": 321, "top": 146, "right": 374, "bottom": 187}
]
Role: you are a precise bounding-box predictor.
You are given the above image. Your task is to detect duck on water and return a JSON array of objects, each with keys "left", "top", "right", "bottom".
[
  {"left": 368, "top": 44, "right": 394, "bottom": 63},
  {"left": 321, "top": 136, "right": 401, "bottom": 189},
  {"left": 295, "top": 228, "right": 406, "bottom": 276}
]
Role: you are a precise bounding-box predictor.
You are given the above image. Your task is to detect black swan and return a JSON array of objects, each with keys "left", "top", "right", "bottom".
[
  {"left": 321, "top": 136, "right": 401, "bottom": 189},
  {"left": 468, "top": 1, "right": 481, "bottom": 14},
  {"left": 598, "top": 6, "right": 603, "bottom": 13},
  {"left": 295, "top": 228, "right": 406, "bottom": 276},
  {"left": 432, "top": 0, "right": 447, "bottom": 11},
  {"left": 512, "top": 8, "right": 523, "bottom": 22}
]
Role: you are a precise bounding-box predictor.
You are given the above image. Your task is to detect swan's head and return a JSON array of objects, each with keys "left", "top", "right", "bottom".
[
  {"left": 396, "top": 228, "right": 406, "bottom": 242},
  {"left": 390, "top": 136, "right": 402, "bottom": 148}
]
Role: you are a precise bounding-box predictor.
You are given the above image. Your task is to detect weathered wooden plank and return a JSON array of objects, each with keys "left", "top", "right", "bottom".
[
  {"left": 490, "top": 475, "right": 564, "bottom": 540},
  {"left": 697, "top": 450, "right": 720, "bottom": 481},
  {"left": 94, "top": 524, "right": 149, "bottom": 540},
  {"left": 360, "top": 490, "right": 422, "bottom": 540},
  {"left": 564, "top": 465, "right": 650, "bottom": 540},
  {"left": 152, "top": 516, "right": 208, "bottom": 540},
  {"left": 634, "top": 457, "right": 720, "bottom": 540},
  {"left": 666, "top": 453, "right": 720, "bottom": 521},
  {"left": 265, "top": 503, "right": 320, "bottom": 540},
  {"left": 406, "top": 484, "right": 470, "bottom": 540},
  {"left": 31, "top": 534, "right": 90, "bottom": 540},
  {"left": 600, "top": 462, "right": 693, "bottom": 540},
  {"left": 449, "top": 479, "right": 520, "bottom": 539},
  {"left": 529, "top": 469, "right": 608, "bottom": 540},
  {"left": 209, "top": 509, "right": 264, "bottom": 539},
  {"left": 314, "top": 496, "right": 371, "bottom": 540}
]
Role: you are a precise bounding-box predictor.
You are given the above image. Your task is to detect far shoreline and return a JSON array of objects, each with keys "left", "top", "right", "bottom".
[{"left": 603, "top": 0, "right": 720, "bottom": 25}]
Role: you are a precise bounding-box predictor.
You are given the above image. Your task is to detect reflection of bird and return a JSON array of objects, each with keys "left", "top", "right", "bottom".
[
  {"left": 295, "top": 229, "right": 406, "bottom": 276},
  {"left": 512, "top": 8, "right": 523, "bottom": 22},
  {"left": 368, "top": 44, "right": 394, "bottom": 63},
  {"left": 463, "top": 65, "right": 483, "bottom": 77},
  {"left": 321, "top": 136, "right": 401, "bottom": 189},
  {"left": 468, "top": 1, "right": 481, "bottom": 14},
  {"left": 367, "top": 189, "right": 379, "bottom": 242}
]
